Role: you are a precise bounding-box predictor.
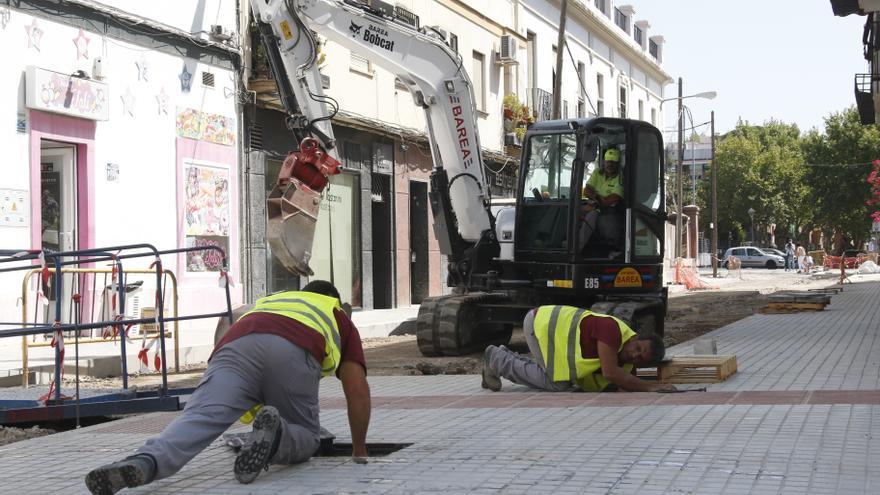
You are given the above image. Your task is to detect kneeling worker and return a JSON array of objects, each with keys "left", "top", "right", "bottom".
[
  {"left": 85, "top": 280, "right": 371, "bottom": 494},
  {"left": 482, "top": 305, "right": 676, "bottom": 393}
]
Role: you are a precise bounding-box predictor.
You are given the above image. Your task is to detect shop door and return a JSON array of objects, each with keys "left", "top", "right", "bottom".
[
  {"left": 40, "top": 141, "right": 77, "bottom": 323},
  {"left": 409, "top": 181, "right": 428, "bottom": 304}
]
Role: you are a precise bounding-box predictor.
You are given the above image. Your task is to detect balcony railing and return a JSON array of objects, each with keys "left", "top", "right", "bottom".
[
  {"left": 527, "top": 87, "right": 553, "bottom": 122},
  {"left": 855, "top": 73, "right": 876, "bottom": 125}
]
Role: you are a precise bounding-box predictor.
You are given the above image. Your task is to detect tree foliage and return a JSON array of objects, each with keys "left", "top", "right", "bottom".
[
  {"left": 695, "top": 108, "right": 879, "bottom": 252},
  {"left": 801, "top": 107, "right": 880, "bottom": 250},
  {"left": 704, "top": 120, "right": 807, "bottom": 247}
]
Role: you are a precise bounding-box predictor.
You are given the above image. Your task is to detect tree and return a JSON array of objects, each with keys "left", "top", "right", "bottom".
[
  {"left": 801, "top": 107, "right": 880, "bottom": 252},
  {"left": 704, "top": 120, "right": 807, "bottom": 248}
]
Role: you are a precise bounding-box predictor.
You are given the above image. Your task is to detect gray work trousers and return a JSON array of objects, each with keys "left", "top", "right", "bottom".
[
  {"left": 486, "top": 311, "right": 573, "bottom": 392},
  {"left": 137, "top": 333, "right": 322, "bottom": 479}
]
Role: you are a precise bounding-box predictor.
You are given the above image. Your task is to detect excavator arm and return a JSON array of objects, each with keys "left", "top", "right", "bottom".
[{"left": 250, "top": 0, "right": 496, "bottom": 280}]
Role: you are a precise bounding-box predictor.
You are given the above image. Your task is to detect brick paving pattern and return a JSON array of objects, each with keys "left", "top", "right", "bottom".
[{"left": 0, "top": 280, "right": 877, "bottom": 493}]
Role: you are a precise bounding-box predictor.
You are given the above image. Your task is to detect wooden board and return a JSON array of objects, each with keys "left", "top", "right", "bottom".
[
  {"left": 760, "top": 302, "right": 826, "bottom": 314},
  {"left": 638, "top": 355, "right": 738, "bottom": 384}
]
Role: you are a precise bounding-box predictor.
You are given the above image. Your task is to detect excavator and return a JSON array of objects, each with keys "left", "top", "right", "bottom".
[{"left": 250, "top": 0, "right": 669, "bottom": 356}]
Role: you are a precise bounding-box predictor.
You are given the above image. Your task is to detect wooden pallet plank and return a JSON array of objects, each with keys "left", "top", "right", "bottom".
[{"left": 654, "top": 355, "right": 737, "bottom": 384}]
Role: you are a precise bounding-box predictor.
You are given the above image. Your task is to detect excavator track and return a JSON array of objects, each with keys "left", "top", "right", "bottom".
[{"left": 416, "top": 293, "right": 513, "bottom": 357}]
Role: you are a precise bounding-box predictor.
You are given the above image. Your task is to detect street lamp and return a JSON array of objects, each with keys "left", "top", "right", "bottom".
[
  {"left": 748, "top": 207, "right": 755, "bottom": 245},
  {"left": 661, "top": 78, "right": 717, "bottom": 259}
]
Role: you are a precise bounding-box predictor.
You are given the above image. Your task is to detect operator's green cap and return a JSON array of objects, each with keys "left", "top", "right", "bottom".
[{"left": 604, "top": 148, "right": 620, "bottom": 162}]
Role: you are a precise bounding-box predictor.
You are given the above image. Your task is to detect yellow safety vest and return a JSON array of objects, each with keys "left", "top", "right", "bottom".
[
  {"left": 533, "top": 305, "right": 636, "bottom": 392},
  {"left": 242, "top": 291, "right": 343, "bottom": 377}
]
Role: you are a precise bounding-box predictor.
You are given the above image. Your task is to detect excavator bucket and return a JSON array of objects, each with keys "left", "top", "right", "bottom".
[
  {"left": 266, "top": 181, "right": 321, "bottom": 276},
  {"left": 266, "top": 137, "right": 341, "bottom": 276}
]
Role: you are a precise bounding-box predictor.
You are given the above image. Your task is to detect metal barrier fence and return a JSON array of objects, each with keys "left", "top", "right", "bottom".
[
  {"left": 19, "top": 267, "right": 181, "bottom": 387},
  {"left": 0, "top": 243, "right": 232, "bottom": 424}
]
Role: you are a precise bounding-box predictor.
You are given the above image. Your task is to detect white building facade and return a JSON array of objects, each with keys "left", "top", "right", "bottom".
[{"left": 0, "top": 1, "right": 243, "bottom": 339}]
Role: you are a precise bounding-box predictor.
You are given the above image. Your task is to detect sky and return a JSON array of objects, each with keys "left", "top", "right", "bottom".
[{"left": 632, "top": 1, "right": 868, "bottom": 137}]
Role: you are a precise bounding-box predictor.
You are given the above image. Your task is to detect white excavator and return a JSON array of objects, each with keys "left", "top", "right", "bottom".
[{"left": 250, "top": 0, "right": 670, "bottom": 356}]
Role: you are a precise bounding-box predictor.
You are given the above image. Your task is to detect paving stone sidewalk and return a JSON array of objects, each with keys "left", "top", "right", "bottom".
[{"left": 1, "top": 281, "right": 878, "bottom": 494}]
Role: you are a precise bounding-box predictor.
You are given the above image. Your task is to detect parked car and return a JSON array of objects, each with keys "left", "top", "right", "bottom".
[
  {"left": 722, "top": 246, "right": 785, "bottom": 269},
  {"left": 763, "top": 248, "right": 786, "bottom": 258}
]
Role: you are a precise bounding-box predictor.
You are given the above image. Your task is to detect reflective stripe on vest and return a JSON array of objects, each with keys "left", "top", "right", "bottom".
[
  {"left": 534, "top": 305, "right": 637, "bottom": 391},
  {"left": 242, "top": 291, "right": 342, "bottom": 376}
]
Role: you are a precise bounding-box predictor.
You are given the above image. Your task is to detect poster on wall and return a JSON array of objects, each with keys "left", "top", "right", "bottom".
[{"left": 182, "top": 160, "right": 230, "bottom": 272}]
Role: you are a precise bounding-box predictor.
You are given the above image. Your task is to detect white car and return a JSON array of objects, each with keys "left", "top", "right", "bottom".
[{"left": 723, "top": 246, "right": 785, "bottom": 269}]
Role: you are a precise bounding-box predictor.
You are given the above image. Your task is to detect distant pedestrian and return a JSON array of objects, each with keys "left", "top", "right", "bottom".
[
  {"left": 482, "top": 306, "right": 676, "bottom": 393},
  {"left": 84, "top": 281, "right": 371, "bottom": 494},
  {"left": 784, "top": 239, "right": 795, "bottom": 271},
  {"left": 796, "top": 244, "right": 807, "bottom": 273}
]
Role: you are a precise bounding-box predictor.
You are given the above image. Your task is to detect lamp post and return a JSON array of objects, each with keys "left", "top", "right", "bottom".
[
  {"left": 660, "top": 80, "right": 716, "bottom": 259},
  {"left": 711, "top": 111, "right": 717, "bottom": 278},
  {"left": 748, "top": 207, "right": 755, "bottom": 245}
]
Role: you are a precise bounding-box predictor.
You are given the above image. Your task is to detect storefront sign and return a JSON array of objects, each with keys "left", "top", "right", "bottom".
[
  {"left": 25, "top": 66, "right": 109, "bottom": 121},
  {"left": 0, "top": 189, "right": 29, "bottom": 227}
]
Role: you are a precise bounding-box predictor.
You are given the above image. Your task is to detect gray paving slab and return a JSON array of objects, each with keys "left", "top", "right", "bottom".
[{"left": 1, "top": 280, "right": 878, "bottom": 494}]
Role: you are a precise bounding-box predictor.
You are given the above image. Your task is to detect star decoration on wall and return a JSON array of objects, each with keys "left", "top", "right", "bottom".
[
  {"left": 121, "top": 87, "right": 135, "bottom": 117},
  {"left": 179, "top": 64, "right": 193, "bottom": 93},
  {"left": 156, "top": 87, "right": 169, "bottom": 115},
  {"left": 0, "top": 6, "right": 11, "bottom": 30},
  {"left": 25, "top": 19, "right": 43, "bottom": 51},
  {"left": 73, "top": 28, "right": 90, "bottom": 60},
  {"left": 136, "top": 57, "right": 149, "bottom": 82}
]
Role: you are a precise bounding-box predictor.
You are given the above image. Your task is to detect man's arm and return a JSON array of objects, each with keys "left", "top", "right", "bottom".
[
  {"left": 338, "top": 360, "right": 371, "bottom": 458},
  {"left": 597, "top": 341, "right": 674, "bottom": 392}
]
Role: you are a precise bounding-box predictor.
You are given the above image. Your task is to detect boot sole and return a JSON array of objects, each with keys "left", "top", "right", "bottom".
[
  {"left": 234, "top": 407, "right": 281, "bottom": 484},
  {"left": 85, "top": 463, "right": 145, "bottom": 495}
]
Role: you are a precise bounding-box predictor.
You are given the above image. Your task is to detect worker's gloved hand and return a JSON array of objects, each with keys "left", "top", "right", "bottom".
[{"left": 351, "top": 456, "right": 369, "bottom": 464}]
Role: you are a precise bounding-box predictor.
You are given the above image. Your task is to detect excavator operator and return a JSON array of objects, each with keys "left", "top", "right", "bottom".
[{"left": 579, "top": 147, "right": 625, "bottom": 255}]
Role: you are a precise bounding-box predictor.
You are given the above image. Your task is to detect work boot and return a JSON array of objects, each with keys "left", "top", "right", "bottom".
[
  {"left": 84, "top": 454, "right": 156, "bottom": 495},
  {"left": 234, "top": 405, "right": 282, "bottom": 484},
  {"left": 481, "top": 346, "right": 502, "bottom": 392}
]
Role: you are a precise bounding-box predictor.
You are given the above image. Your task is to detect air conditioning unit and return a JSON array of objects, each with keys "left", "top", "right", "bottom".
[{"left": 498, "top": 34, "right": 517, "bottom": 63}]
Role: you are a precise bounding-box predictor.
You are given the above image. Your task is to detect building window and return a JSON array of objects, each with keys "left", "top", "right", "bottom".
[
  {"left": 594, "top": 0, "right": 607, "bottom": 15},
  {"left": 618, "top": 85, "right": 627, "bottom": 118},
  {"left": 577, "top": 61, "right": 586, "bottom": 118},
  {"left": 634, "top": 25, "right": 643, "bottom": 46},
  {"left": 449, "top": 33, "right": 458, "bottom": 53},
  {"left": 651, "top": 108, "right": 657, "bottom": 126},
  {"left": 596, "top": 73, "right": 604, "bottom": 117},
  {"left": 649, "top": 40, "right": 659, "bottom": 59},
  {"left": 472, "top": 51, "right": 486, "bottom": 111},
  {"left": 350, "top": 52, "right": 372, "bottom": 75},
  {"left": 638, "top": 100, "right": 644, "bottom": 121},
  {"left": 614, "top": 8, "right": 629, "bottom": 32}
]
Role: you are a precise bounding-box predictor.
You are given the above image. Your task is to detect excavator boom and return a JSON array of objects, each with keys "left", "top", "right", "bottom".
[{"left": 250, "top": 0, "right": 494, "bottom": 276}]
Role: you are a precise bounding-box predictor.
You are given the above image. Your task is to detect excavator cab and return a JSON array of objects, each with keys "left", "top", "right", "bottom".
[{"left": 514, "top": 118, "right": 666, "bottom": 295}]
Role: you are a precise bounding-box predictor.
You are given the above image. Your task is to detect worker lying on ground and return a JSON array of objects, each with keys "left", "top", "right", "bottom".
[
  {"left": 482, "top": 305, "right": 676, "bottom": 393},
  {"left": 84, "top": 280, "right": 371, "bottom": 495}
]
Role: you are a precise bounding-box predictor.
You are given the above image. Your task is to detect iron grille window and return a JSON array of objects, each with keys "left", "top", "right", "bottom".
[
  {"left": 649, "top": 40, "right": 659, "bottom": 59},
  {"left": 594, "top": 0, "right": 607, "bottom": 15},
  {"left": 634, "top": 26, "right": 643, "bottom": 46},
  {"left": 449, "top": 33, "right": 458, "bottom": 53},
  {"left": 618, "top": 86, "right": 627, "bottom": 117}
]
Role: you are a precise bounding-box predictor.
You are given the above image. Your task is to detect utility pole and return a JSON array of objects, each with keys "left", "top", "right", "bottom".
[
  {"left": 552, "top": 0, "right": 568, "bottom": 119},
  {"left": 711, "top": 110, "right": 717, "bottom": 278},
  {"left": 675, "top": 77, "right": 684, "bottom": 259}
]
